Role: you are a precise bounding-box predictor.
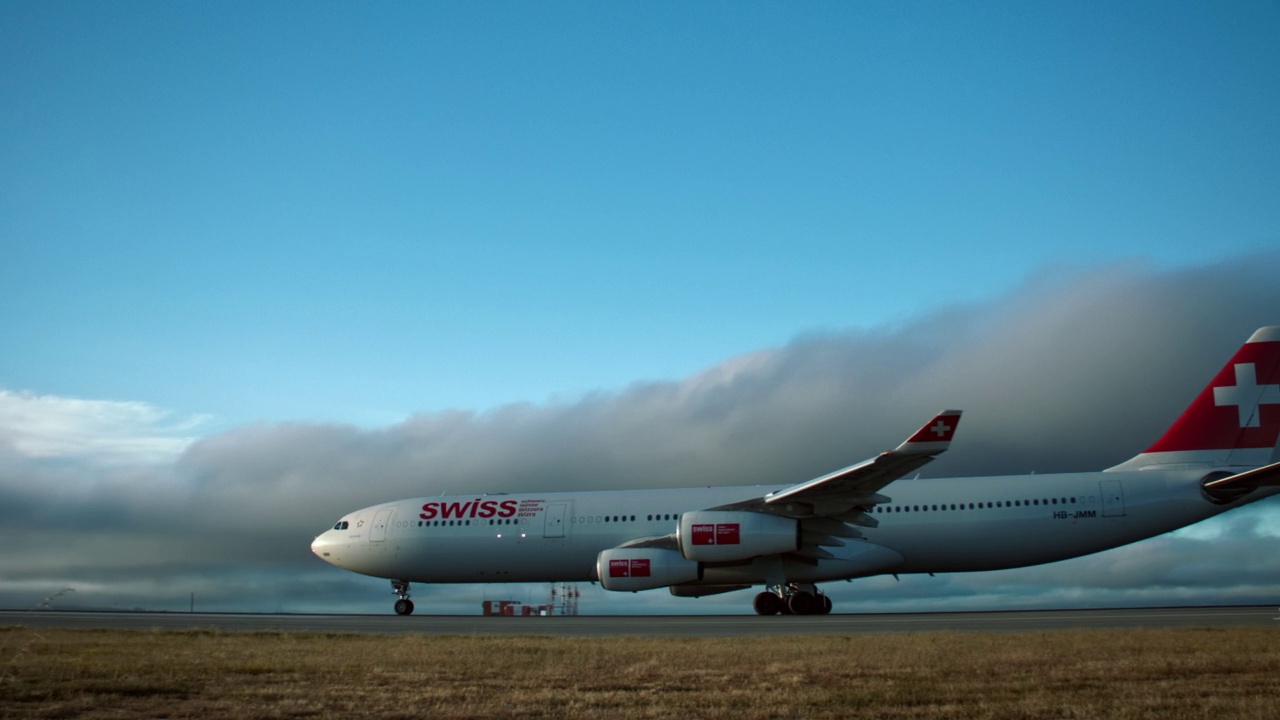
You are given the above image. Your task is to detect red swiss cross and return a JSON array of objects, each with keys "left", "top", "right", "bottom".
[
  {"left": 1214, "top": 363, "right": 1280, "bottom": 428},
  {"left": 1148, "top": 336, "right": 1280, "bottom": 452},
  {"left": 905, "top": 412, "right": 961, "bottom": 444}
]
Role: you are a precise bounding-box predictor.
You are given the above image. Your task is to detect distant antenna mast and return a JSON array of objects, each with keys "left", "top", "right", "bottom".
[{"left": 549, "top": 582, "right": 580, "bottom": 616}]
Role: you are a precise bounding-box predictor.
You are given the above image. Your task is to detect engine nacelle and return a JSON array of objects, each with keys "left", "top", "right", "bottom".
[
  {"left": 677, "top": 510, "right": 799, "bottom": 562},
  {"left": 597, "top": 548, "right": 700, "bottom": 592}
]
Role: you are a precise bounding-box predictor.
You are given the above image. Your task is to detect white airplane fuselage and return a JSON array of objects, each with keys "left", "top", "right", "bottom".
[{"left": 311, "top": 470, "right": 1277, "bottom": 584}]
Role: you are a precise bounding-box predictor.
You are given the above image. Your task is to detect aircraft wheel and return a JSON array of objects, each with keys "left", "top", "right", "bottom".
[
  {"left": 820, "top": 595, "right": 833, "bottom": 615},
  {"left": 753, "top": 591, "right": 782, "bottom": 616},
  {"left": 394, "top": 598, "right": 415, "bottom": 616},
  {"left": 787, "top": 591, "right": 816, "bottom": 615}
]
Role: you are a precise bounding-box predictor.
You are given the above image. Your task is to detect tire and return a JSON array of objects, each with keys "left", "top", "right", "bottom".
[
  {"left": 753, "top": 591, "right": 782, "bottom": 616},
  {"left": 820, "top": 594, "right": 833, "bottom": 615},
  {"left": 394, "top": 598, "right": 415, "bottom": 616},
  {"left": 787, "top": 591, "right": 816, "bottom": 615}
]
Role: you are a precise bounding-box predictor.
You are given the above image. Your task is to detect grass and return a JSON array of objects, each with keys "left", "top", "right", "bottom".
[{"left": 2, "top": 626, "right": 1279, "bottom": 719}]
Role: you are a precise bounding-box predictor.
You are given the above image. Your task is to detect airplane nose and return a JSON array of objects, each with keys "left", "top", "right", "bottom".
[{"left": 311, "top": 532, "right": 337, "bottom": 564}]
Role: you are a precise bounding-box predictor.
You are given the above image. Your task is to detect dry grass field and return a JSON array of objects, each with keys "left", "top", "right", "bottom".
[{"left": 1, "top": 626, "right": 1278, "bottom": 719}]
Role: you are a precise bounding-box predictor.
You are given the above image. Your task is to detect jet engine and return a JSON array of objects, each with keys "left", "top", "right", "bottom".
[
  {"left": 677, "top": 510, "right": 799, "bottom": 562},
  {"left": 597, "top": 547, "right": 700, "bottom": 592}
]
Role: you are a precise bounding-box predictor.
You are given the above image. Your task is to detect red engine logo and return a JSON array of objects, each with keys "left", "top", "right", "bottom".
[
  {"left": 608, "top": 558, "right": 651, "bottom": 577},
  {"left": 716, "top": 523, "right": 740, "bottom": 545},
  {"left": 691, "top": 523, "right": 715, "bottom": 545},
  {"left": 691, "top": 523, "right": 740, "bottom": 545}
]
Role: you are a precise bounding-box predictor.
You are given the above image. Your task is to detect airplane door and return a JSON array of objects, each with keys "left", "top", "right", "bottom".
[
  {"left": 370, "top": 508, "right": 393, "bottom": 542},
  {"left": 544, "top": 503, "right": 568, "bottom": 538},
  {"left": 1099, "top": 480, "right": 1126, "bottom": 517}
]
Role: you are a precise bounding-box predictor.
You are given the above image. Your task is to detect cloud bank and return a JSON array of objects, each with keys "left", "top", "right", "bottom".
[{"left": 3, "top": 253, "right": 1279, "bottom": 614}]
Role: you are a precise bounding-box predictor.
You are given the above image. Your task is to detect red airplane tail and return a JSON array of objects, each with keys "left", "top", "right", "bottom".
[{"left": 1109, "top": 326, "right": 1280, "bottom": 472}]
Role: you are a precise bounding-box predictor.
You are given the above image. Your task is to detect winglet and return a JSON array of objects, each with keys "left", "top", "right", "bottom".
[
  {"left": 759, "top": 410, "right": 964, "bottom": 507},
  {"left": 894, "top": 410, "right": 963, "bottom": 456}
]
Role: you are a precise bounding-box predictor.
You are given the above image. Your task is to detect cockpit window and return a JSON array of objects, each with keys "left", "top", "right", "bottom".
[{"left": 333, "top": 521, "right": 350, "bottom": 530}]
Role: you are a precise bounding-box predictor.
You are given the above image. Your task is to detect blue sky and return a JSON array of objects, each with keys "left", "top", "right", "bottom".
[
  {"left": 2, "top": 2, "right": 1279, "bottom": 614},
  {"left": 5, "top": 1, "right": 1277, "bottom": 427}
]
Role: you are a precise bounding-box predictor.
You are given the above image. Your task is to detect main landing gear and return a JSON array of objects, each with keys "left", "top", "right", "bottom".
[
  {"left": 392, "top": 579, "right": 415, "bottom": 616},
  {"left": 753, "top": 583, "right": 833, "bottom": 616}
]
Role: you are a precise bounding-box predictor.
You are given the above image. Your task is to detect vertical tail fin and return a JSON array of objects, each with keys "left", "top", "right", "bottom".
[{"left": 1108, "top": 326, "right": 1280, "bottom": 472}]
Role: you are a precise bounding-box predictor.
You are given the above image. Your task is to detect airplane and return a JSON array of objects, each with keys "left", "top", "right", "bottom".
[{"left": 311, "top": 326, "right": 1280, "bottom": 615}]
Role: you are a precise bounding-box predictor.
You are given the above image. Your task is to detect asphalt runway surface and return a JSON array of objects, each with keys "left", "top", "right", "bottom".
[{"left": 3, "top": 606, "right": 1276, "bottom": 636}]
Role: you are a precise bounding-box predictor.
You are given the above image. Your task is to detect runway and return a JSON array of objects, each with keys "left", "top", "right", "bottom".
[{"left": 3, "top": 606, "right": 1276, "bottom": 636}]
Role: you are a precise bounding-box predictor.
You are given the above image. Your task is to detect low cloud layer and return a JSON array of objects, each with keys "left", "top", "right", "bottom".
[{"left": 3, "top": 254, "right": 1279, "bottom": 614}]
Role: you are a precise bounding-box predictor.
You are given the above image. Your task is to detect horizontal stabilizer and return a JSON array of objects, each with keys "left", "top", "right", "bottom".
[{"left": 1201, "top": 460, "right": 1280, "bottom": 494}]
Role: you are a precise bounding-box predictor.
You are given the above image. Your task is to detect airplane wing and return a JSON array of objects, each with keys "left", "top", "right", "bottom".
[
  {"left": 600, "top": 412, "right": 963, "bottom": 565},
  {"left": 711, "top": 410, "right": 963, "bottom": 517}
]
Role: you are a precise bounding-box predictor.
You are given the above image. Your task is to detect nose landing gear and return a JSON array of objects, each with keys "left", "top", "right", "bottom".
[
  {"left": 753, "top": 583, "right": 833, "bottom": 616},
  {"left": 392, "top": 580, "right": 414, "bottom": 616}
]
